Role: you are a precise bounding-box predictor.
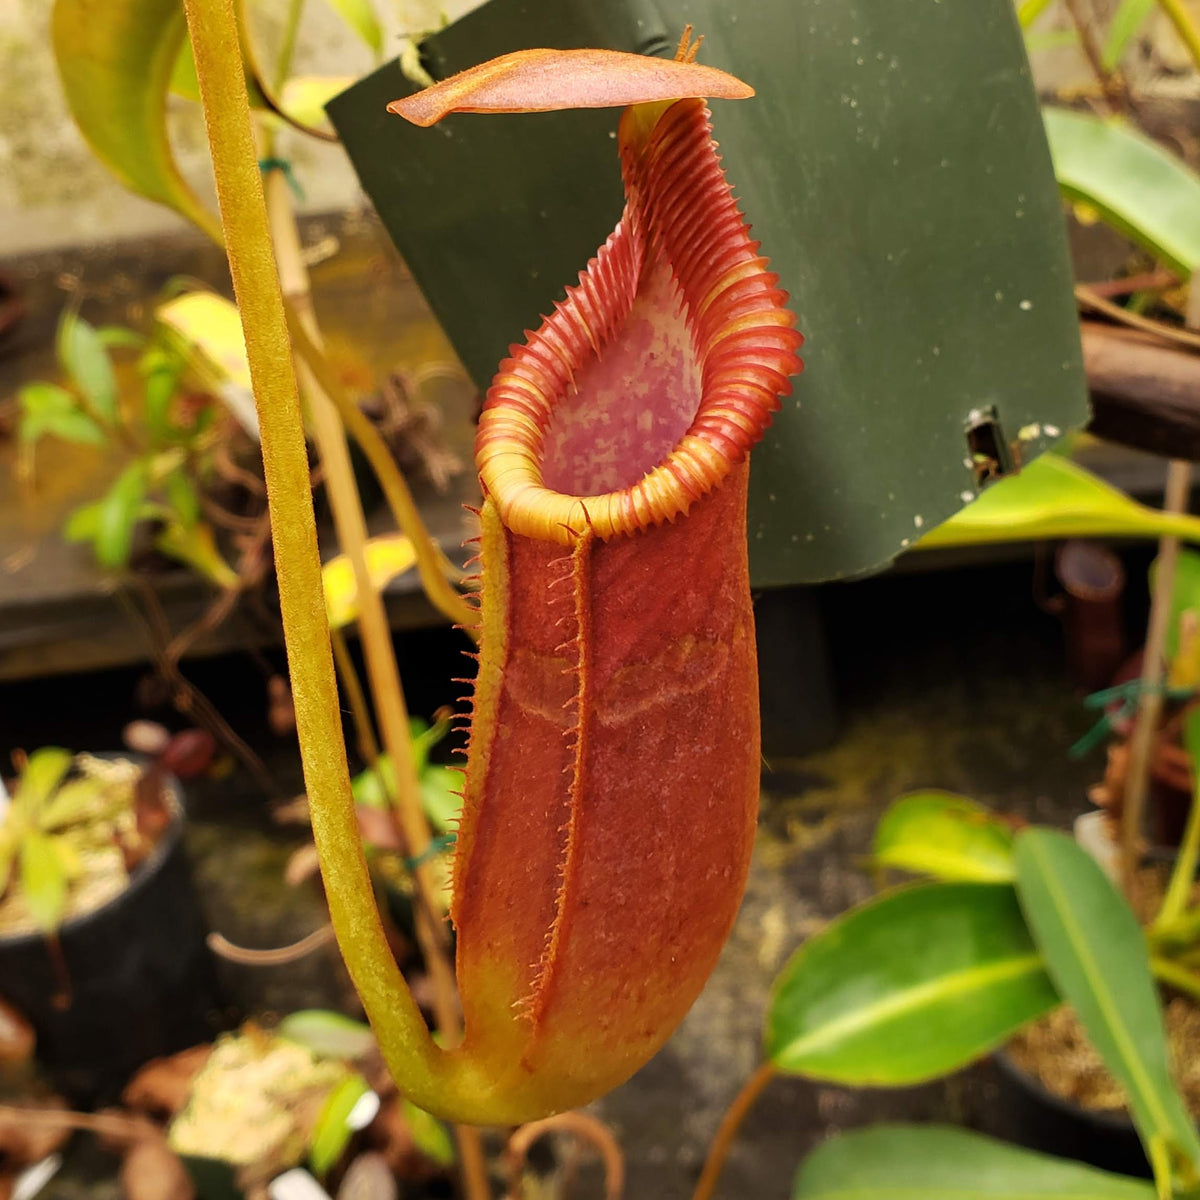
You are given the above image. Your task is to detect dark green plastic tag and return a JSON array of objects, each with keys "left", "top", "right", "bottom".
[{"left": 328, "top": 0, "right": 1087, "bottom": 584}]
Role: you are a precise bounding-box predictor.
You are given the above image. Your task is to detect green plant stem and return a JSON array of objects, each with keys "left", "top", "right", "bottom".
[
  {"left": 1158, "top": 0, "right": 1200, "bottom": 73},
  {"left": 284, "top": 312, "right": 477, "bottom": 634},
  {"left": 1121, "top": 460, "right": 1192, "bottom": 901},
  {"left": 690, "top": 1062, "right": 776, "bottom": 1200},
  {"left": 1152, "top": 955, "right": 1200, "bottom": 1003},
  {"left": 1156, "top": 778, "right": 1200, "bottom": 933},
  {"left": 181, "top": 0, "right": 450, "bottom": 1106}
]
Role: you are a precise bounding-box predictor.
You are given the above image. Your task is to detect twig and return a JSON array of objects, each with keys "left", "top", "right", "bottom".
[
  {"left": 505, "top": 1112, "right": 625, "bottom": 1200},
  {"left": 1076, "top": 285, "right": 1200, "bottom": 353},
  {"left": 0, "top": 1104, "right": 161, "bottom": 1142},
  {"left": 330, "top": 625, "right": 381, "bottom": 766},
  {"left": 1082, "top": 270, "right": 1179, "bottom": 299},
  {"left": 207, "top": 925, "right": 335, "bottom": 964},
  {"left": 1062, "top": 0, "right": 1139, "bottom": 116},
  {"left": 690, "top": 1063, "right": 776, "bottom": 1200}
]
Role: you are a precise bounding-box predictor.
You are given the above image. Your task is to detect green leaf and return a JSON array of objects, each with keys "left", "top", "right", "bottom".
[
  {"left": 95, "top": 461, "right": 149, "bottom": 569},
  {"left": 15, "top": 748, "right": 73, "bottom": 816},
  {"left": 792, "top": 1125, "right": 1156, "bottom": 1199},
  {"left": 765, "top": 883, "right": 1058, "bottom": 1083},
  {"left": 1102, "top": 0, "right": 1156, "bottom": 70},
  {"left": 323, "top": 0, "right": 383, "bottom": 55},
  {"left": 163, "top": 468, "right": 200, "bottom": 528},
  {"left": 420, "top": 765, "right": 464, "bottom": 833},
  {"left": 308, "top": 1073, "right": 371, "bottom": 1177},
  {"left": 20, "top": 830, "right": 69, "bottom": 935},
  {"left": 400, "top": 1099, "right": 456, "bottom": 1168},
  {"left": 51, "top": 0, "right": 220, "bottom": 240},
  {"left": 1158, "top": 548, "right": 1200, "bottom": 670},
  {"left": 140, "top": 348, "right": 183, "bottom": 441},
  {"left": 95, "top": 325, "right": 146, "bottom": 350},
  {"left": 37, "top": 777, "right": 106, "bottom": 832},
  {"left": 169, "top": 34, "right": 200, "bottom": 101},
  {"left": 873, "top": 792, "right": 1015, "bottom": 883},
  {"left": 1019, "top": 0, "right": 1058, "bottom": 27},
  {"left": 63, "top": 501, "right": 103, "bottom": 545},
  {"left": 18, "top": 383, "right": 106, "bottom": 447},
  {"left": 57, "top": 313, "right": 118, "bottom": 424},
  {"left": 1014, "top": 829, "right": 1200, "bottom": 1179},
  {"left": 277, "top": 1010, "right": 375, "bottom": 1060},
  {"left": 921, "top": 454, "right": 1200, "bottom": 550},
  {"left": 1043, "top": 107, "right": 1200, "bottom": 277},
  {"left": 154, "top": 520, "right": 240, "bottom": 588}
]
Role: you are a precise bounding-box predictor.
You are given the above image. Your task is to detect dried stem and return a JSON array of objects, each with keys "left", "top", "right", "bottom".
[
  {"left": 690, "top": 1062, "right": 776, "bottom": 1200},
  {"left": 284, "top": 311, "right": 477, "bottom": 634},
  {"left": 505, "top": 1111, "right": 625, "bottom": 1200},
  {"left": 330, "top": 625, "right": 381, "bottom": 766},
  {"left": 182, "top": 0, "right": 449, "bottom": 1110},
  {"left": 208, "top": 925, "right": 335, "bottom": 965}
]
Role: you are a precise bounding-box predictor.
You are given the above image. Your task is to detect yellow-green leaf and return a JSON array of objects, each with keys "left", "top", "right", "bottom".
[
  {"left": 873, "top": 792, "right": 1016, "bottom": 883},
  {"left": 323, "top": 535, "right": 418, "bottom": 629},
  {"left": 1044, "top": 107, "right": 1200, "bottom": 277},
  {"left": 323, "top": 0, "right": 383, "bottom": 56},
  {"left": 51, "top": 0, "right": 220, "bottom": 241},
  {"left": 279, "top": 75, "right": 357, "bottom": 129},
  {"left": 15, "top": 749, "right": 73, "bottom": 815},
  {"left": 155, "top": 521, "right": 240, "bottom": 588},
  {"left": 308, "top": 1073, "right": 371, "bottom": 1177},
  {"left": 400, "top": 1098, "right": 455, "bottom": 1168},
  {"left": 20, "top": 830, "right": 70, "bottom": 935},
  {"left": 919, "top": 455, "right": 1200, "bottom": 551}
]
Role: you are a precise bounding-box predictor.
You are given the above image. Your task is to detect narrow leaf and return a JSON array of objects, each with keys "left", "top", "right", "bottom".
[
  {"left": 322, "top": 535, "right": 418, "bottom": 629},
  {"left": 95, "top": 461, "right": 149, "bottom": 569},
  {"left": 63, "top": 501, "right": 103, "bottom": 545},
  {"left": 388, "top": 48, "right": 754, "bottom": 127},
  {"left": 154, "top": 521, "right": 240, "bottom": 588},
  {"left": 1157, "top": 547, "right": 1200, "bottom": 674},
  {"left": 1019, "top": 0, "right": 1058, "bottom": 27},
  {"left": 163, "top": 467, "right": 200, "bottom": 528},
  {"left": 1043, "top": 107, "right": 1200, "bottom": 276},
  {"left": 51, "top": 0, "right": 220, "bottom": 239},
  {"left": 1014, "top": 829, "right": 1200, "bottom": 1173},
  {"left": 308, "top": 1073, "right": 371, "bottom": 1177},
  {"left": 140, "top": 348, "right": 183, "bottom": 440},
  {"left": 15, "top": 749, "right": 73, "bottom": 815},
  {"left": 420, "top": 765, "right": 465, "bottom": 833},
  {"left": 1102, "top": 0, "right": 1156, "bottom": 70},
  {"left": 793, "top": 1124, "right": 1155, "bottom": 1199},
  {"left": 278, "top": 1010, "right": 375, "bottom": 1060},
  {"left": 95, "top": 325, "right": 146, "bottom": 349},
  {"left": 920, "top": 454, "right": 1200, "bottom": 550},
  {"left": 323, "top": 0, "right": 382, "bottom": 56},
  {"left": 765, "top": 883, "right": 1058, "bottom": 1083},
  {"left": 400, "top": 1099, "right": 455, "bottom": 1167},
  {"left": 873, "top": 792, "right": 1016, "bottom": 882},
  {"left": 57, "top": 312, "right": 118, "bottom": 423},
  {"left": 18, "top": 383, "right": 106, "bottom": 447},
  {"left": 20, "top": 830, "right": 70, "bottom": 935}
]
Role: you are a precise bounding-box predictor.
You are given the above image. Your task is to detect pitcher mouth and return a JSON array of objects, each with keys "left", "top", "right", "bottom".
[{"left": 474, "top": 98, "right": 803, "bottom": 546}]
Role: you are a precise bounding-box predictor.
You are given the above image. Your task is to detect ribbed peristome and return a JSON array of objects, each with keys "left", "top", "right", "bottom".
[{"left": 475, "top": 97, "right": 803, "bottom": 544}]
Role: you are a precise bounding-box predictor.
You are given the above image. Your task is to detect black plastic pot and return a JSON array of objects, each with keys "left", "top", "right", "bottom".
[
  {"left": 991, "top": 1049, "right": 1150, "bottom": 1179},
  {"left": 0, "top": 772, "right": 224, "bottom": 1106}
]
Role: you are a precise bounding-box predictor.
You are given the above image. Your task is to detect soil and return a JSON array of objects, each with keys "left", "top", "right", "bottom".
[{"left": 1008, "top": 999, "right": 1200, "bottom": 1116}]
